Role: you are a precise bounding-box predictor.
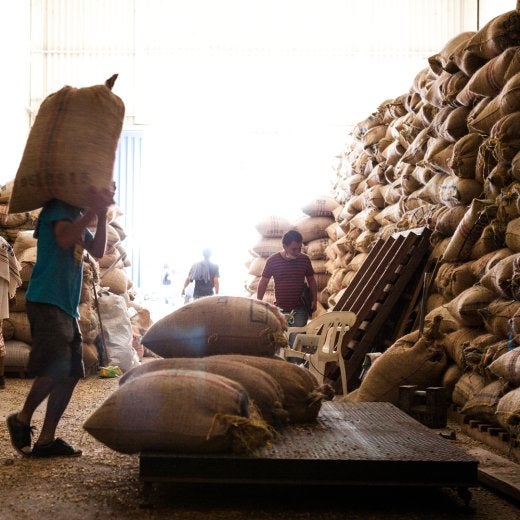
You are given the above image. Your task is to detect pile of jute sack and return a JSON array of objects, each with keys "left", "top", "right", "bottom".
[
  {"left": 321, "top": 8, "right": 520, "bottom": 438},
  {"left": 83, "top": 295, "right": 336, "bottom": 454},
  {"left": 244, "top": 196, "right": 339, "bottom": 313},
  {"left": 1, "top": 75, "right": 150, "bottom": 376}
]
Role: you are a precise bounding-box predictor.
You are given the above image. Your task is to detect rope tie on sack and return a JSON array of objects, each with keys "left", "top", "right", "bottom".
[{"left": 206, "top": 413, "right": 273, "bottom": 454}]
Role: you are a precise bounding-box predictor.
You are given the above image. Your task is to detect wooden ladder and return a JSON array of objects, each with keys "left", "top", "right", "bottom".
[{"left": 332, "top": 226, "right": 432, "bottom": 391}]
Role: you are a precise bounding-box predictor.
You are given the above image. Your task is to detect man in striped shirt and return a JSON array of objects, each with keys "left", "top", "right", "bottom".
[{"left": 256, "top": 230, "right": 317, "bottom": 331}]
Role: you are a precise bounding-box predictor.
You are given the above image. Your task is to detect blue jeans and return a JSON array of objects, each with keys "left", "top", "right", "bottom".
[{"left": 287, "top": 306, "right": 310, "bottom": 346}]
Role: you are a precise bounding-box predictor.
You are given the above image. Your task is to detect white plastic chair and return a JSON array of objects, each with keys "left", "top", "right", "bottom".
[{"left": 283, "top": 311, "right": 356, "bottom": 395}]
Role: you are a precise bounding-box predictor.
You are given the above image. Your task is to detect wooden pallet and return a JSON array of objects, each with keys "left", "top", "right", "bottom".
[{"left": 332, "top": 226, "right": 432, "bottom": 391}]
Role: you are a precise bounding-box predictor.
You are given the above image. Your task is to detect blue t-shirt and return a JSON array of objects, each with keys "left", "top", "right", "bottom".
[{"left": 26, "top": 200, "right": 92, "bottom": 318}]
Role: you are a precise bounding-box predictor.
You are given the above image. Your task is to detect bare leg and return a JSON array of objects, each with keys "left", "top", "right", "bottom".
[
  {"left": 17, "top": 376, "right": 55, "bottom": 426},
  {"left": 36, "top": 377, "right": 80, "bottom": 445}
]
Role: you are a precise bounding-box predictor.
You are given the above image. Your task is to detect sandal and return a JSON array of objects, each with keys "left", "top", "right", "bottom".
[{"left": 31, "top": 438, "right": 82, "bottom": 458}]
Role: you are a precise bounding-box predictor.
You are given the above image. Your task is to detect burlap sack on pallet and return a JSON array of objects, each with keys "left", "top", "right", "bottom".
[
  {"left": 83, "top": 369, "right": 273, "bottom": 454},
  {"left": 119, "top": 357, "right": 289, "bottom": 427},
  {"left": 495, "top": 387, "right": 520, "bottom": 431},
  {"left": 141, "top": 295, "right": 287, "bottom": 358},
  {"left": 452, "top": 372, "right": 487, "bottom": 407},
  {"left": 211, "top": 354, "right": 333, "bottom": 423},
  {"left": 8, "top": 76, "right": 125, "bottom": 214},
  {"left": 461, "top": 379, "right": 512, "bottom": 424},
  {"left": 488, "top": 346, "right": 520, "bottom": 385}
]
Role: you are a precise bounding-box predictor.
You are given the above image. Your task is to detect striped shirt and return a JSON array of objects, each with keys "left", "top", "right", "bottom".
[{"left": 262, "top": 252, "right": 314, "bottom": 312}]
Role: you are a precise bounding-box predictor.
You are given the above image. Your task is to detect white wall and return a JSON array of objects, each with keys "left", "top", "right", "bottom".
[{"left": 0, "top": 1, "right": 30, "bottom": 185}]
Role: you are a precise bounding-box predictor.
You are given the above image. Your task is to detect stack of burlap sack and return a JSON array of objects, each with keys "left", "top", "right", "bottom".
[
  {"left": 83, "top": 294, "right": 336, "bottom": 455},
  {"left": 1, "top": 76, "right": 150, "bottom": 375},
  {"left": 327, "top": 8, "right": 520, "bottom": 437},
  {"left": 244, "top": 196, "right": 338, "bottom": 314}
]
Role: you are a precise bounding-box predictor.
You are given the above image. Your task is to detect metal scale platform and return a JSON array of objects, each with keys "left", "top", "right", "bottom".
[{"left": 139, "top": 401, "right": 479, "bottom": 503}]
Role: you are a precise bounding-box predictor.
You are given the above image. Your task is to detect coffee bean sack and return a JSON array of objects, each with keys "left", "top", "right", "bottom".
[
  {"left": 210, "top": 354, "right": 334, "bottom": 423},
  {"left": 9, "top": 76, "right": 125, "bottom": 214},
  {"left": 83, "top": 369, "right": 273, "bottom": 454},
  {"left": 119, "top": 357, "right": 289, "bottom": 427},
  {"left": 141, "top": 295, "right": 287, "bottom": 358}
]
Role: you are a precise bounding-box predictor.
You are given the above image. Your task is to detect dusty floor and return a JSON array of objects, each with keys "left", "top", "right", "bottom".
[{"left": 1, "top": 375, "right": 519, "bottom": 520}]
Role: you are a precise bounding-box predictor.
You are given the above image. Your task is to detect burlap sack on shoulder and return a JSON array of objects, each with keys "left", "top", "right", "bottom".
[{"left": 9, "top": 76, "right": 125, "bottom": 214}]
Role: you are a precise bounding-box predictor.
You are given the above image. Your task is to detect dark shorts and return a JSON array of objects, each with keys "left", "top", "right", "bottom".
[{"left": 26, "top": 301, "right": 85, "bottom": 379}]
